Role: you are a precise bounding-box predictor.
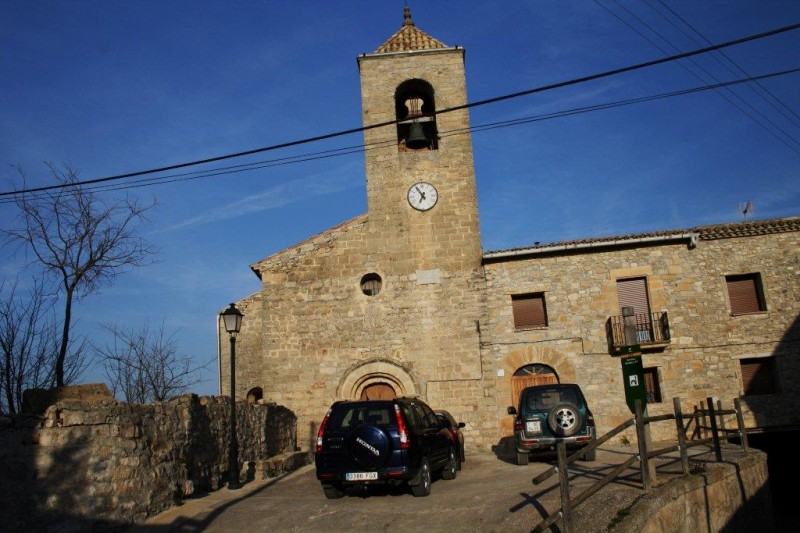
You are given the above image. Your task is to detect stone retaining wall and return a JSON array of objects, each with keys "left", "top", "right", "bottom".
[
  {"left": 610, "top": 451, "right": 773, "bottom": 532},
  {"left": 0, "top": 392, "right": 299, "bottom": 530}
]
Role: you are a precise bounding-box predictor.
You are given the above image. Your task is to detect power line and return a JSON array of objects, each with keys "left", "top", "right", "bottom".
[
  {"left": 3, "top": 67, "right": 795, "bottom": 205},
  {"left": 649, "top": 0, "right": 800, "bottom": 128},
  {"left": 1, "top": 21, "right": 799, "bottom": 199},
  {"left": 595, "top": 0, "right": 800, "bottom": 153}
]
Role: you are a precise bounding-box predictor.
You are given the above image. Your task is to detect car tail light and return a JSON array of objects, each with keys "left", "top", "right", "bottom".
[
  {"left": 316, "top": 409, "right": 331, "bottom": 453},
  {"left": 514, "top": 417, "right": 524, "bottom": 432},
  {"left": 394, "top": 404, "right": 410, "bottom": 449}
]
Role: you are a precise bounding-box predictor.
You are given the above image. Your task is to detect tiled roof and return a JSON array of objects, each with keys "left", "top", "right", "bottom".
[
  {"left": 373, "top": 7, "right": 448, "bottom": 54},
  {"left": 695, "top": 216, "right": 800, "bottom": 240},
  {"left": 483, "top": 216, "right": 800, "bottom": 258}
]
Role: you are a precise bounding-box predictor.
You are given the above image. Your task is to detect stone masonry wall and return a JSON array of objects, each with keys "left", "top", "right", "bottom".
[
  {"left": 228, "top": 46, "right": 494, "bottom": 454},
  {"left": 0, "top": 393, "right": 298, "bottom": 530},
  {"left": 485, "top": 228, "right": 799, "bottom": 443}
]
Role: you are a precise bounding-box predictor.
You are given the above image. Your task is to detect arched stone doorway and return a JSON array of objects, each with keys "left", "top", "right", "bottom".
[
  {"left": 338, "top": 360, "right": 418, "bottom": 400},
  {"left": 360, "top": 382, "right": 396, "bottom": 400},
  {"left": 510, "top": 364, "right": 558, "bottom": 411},
  {"left": 499, "top": 343, "right": 580, "bottom": 436}
]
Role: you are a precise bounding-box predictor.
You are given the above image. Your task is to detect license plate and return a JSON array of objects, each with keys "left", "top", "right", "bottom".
[
  {"left": 526, "top": 420, "right": 541, "bottom": 433},
  {"left": 345, "top": 472, "right": 378, "bottom": 481}
]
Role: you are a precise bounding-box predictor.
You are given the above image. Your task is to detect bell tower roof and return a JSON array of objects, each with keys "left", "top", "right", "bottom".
[{"left": 373, "top": 7, "right": 448, "bottom": 54}]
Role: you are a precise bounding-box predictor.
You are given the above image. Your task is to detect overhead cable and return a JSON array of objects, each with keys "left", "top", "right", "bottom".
[
  {"left": 1, "top": 21, "right": 799, "bottom": 199},
  {"left": 2, "top": 66, "right": 795, "bottom": 205}
]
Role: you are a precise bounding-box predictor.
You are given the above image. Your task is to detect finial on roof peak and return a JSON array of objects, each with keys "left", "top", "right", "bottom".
[{"left": 403, "top": 6, "right": 414, "bottom": 26}]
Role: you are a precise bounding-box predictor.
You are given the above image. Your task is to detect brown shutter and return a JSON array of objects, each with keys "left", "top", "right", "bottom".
[
  {"left": 741, "top": 358, "right": 775, "bottom": 395},
  {"left": 616, "top": 278, "right": 651, "bottom": 316},
  {"left": 512, "top": 294, "right": 547, "bottom": 328},
  {"left": 643, "top": 368, "right": 661, "bottom": 403},
  {"left": 727, "top": 275, "right": 762, "bottom": 315}
]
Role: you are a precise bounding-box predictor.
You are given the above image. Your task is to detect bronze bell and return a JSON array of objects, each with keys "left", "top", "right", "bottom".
[{"left": 406, "top": 122, "right": 428, "bottom": 149}]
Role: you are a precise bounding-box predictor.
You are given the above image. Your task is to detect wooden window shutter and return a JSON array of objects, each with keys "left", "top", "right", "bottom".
[
  {"left": 726, "top": 274, "right": 764, "bottom": 315},
  {"left": 512, "top": 294, "right": 547, "bottom": 328},
  {"left": 616, "top": 277, "right": 651, "bottom": 317},
  {"left": 741, "top": 358, "right": 776, "bottom": 395},
  {"left": 643, "top": 367, "right": 661, "bottom": 403}
]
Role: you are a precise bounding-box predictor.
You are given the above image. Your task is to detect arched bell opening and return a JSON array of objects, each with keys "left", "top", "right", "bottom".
[{"left": 395, "top": 79, "right": 438, "bottom": 151}]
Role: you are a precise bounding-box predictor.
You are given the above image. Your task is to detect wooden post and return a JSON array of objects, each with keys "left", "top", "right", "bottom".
[
  {"left": 697, "top": 403, "right": 707, "bottom": 439},
  {"left": 707, "top": 397, "right": 722, "bottom": 462},
  {"left": 673, "top": 397, "right": 690, "bottom": 475},
  {"left": 717, "top": 399, "right": 727, "bottom": 435},
  {"left": 635, "top": 400, "right": 652, "bottom": 490},
  {"left": 557, "top": 441, "right": 572, "bottom": 533},
  {"left": 734, "top": 397, "right": 750, "bottom": 453}
]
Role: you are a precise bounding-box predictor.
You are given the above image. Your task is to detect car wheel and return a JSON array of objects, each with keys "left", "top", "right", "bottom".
[
  {"left": 322, "top": 483, "right": 345, "bottom": 499},
  {"left": 516, "top": 451, "right": 529, "bottom": 465},
  {"left": 411, "top": 457, "right": 432, "bottom": 497},
  {"left": 442, "top": 448, "right": 458, "bottom": 480},
  {"left": 547, "top": 402, "right": 583, "bottom": 437}
]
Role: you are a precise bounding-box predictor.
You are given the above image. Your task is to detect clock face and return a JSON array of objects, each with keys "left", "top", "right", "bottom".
[{"left": 407, "top": 182, "right": 438, "bottom": 211}]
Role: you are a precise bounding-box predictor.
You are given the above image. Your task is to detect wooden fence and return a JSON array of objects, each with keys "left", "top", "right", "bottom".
[{"left": 531, "top": 396, "right": 751, "bottom": 532}]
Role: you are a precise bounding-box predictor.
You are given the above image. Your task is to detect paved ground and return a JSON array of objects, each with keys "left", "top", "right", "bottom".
[{"left": 129, "top": 447, "right": 661, "bottom": 532}]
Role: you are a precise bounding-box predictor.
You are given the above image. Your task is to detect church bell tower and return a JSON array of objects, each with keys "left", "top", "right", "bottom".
[{"left": 357, "top": 8, "right": 482, "bottom": 271}]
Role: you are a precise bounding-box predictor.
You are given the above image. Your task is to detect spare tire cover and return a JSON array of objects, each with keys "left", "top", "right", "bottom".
[
  {"left": 348, "top": 425, "right": 392, "bottom": 469},
  {"left": 547, "top": 402, "right": 583, "bottom": 437}
]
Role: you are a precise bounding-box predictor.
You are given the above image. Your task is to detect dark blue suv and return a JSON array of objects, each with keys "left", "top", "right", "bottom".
[{"left": 315, "top": 397, "right": 458, "bottom": 498}]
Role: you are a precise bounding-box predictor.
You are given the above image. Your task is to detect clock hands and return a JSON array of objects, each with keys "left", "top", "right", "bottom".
[{"left": 407, "top": 182, "right": 437, "bottom": 211}]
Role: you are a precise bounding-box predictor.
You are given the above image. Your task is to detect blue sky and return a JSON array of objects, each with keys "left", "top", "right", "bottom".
[{"left": 2, "top": 2, "right": 798, "bottom": 396}]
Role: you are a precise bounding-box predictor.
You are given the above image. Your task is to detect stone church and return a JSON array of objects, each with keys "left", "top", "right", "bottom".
[{"left": 221, "top": 9, "right": 800, "bottom": 453}]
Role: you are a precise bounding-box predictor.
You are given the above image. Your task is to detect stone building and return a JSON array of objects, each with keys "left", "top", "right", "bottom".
[{"left": 221, "top": 10, "right": 800, "bottom": 453}]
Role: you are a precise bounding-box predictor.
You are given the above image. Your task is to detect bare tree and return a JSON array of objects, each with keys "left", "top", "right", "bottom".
[
  {"left": 4, "top": 163, "right": 156, "bottom": 386},
  {"left": 0, "top": 279, "right": 89, "bottom": 414},
  {"left": 96, "top": 321, "right": 210, "bottom": 404}
]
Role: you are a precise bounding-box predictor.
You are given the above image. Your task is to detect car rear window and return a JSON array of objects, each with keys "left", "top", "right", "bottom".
[
  {"left": 327, "top": 403, "right": 395, "bottom": 430},
  {"left": 523, "top": 387, "right": 580, "bottom": 411}
]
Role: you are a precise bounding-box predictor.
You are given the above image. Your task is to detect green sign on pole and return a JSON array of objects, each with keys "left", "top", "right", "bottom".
[{"left": 620, "top": 353, "right": 647, "bottom": 414}]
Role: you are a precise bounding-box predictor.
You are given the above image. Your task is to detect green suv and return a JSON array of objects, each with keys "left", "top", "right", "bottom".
[{"left": 507, "top": 383, "right": 596, "bottom": 465}]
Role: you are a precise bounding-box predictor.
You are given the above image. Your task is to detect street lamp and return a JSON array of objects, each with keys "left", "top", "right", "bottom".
[{"left": 221, "top": 302, "right": 244, "bottom": 490}]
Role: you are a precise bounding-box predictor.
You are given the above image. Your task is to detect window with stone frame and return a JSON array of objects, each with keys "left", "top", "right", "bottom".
[
  {"left": 725, "top": 273, "right": 766, "bottom": 315},
  {"left": 643, "top": 367, "right": 662, "bottom": 403},
  {"left": 740, "top": 357, "right": 777, "bottom": 396},
  {"left": 511, "top": 293, "right": 548, "bottom": 329}
]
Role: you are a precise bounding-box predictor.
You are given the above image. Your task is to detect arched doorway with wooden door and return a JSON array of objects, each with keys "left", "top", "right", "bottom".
[
  {"left": 499, "top": 343, "right": 580, "bottom": 436},
  {"left": 338, "top": 360, "right": 418, "bottom": 401},
  {"left": 360, "top": 382, "right": 396, "bottom": 400},
  {"left": 510, "top": 364, "right": 559, "bottom": 410}
]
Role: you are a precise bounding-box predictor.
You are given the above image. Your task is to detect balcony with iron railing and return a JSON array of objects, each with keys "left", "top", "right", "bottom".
[{"left": 606, "top": 311, "right": 671, "bottom": 353}]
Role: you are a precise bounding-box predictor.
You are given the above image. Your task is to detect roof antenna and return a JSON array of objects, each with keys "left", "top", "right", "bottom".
[{"left": 738, "top": 201, "right": 753, "bottom": 221}]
